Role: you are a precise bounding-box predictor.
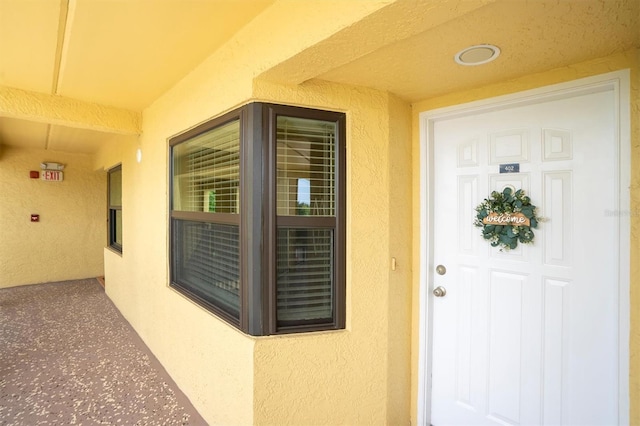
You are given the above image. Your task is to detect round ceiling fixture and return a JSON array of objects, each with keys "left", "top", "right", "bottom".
[{"left": 454, "top": 44, "right": 501, "bottom": 66}]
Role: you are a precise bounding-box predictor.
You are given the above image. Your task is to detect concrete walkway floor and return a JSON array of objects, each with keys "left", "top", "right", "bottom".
[{"left": 0, "top": 279, "right": 207, "bottom": 425}]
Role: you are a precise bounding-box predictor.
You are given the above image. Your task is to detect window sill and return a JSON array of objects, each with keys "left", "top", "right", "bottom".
[{"left": 105, "top": 245, "right": 123, "bottom": 257}]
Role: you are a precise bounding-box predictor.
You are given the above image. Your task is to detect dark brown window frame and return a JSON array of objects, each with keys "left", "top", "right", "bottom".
[
  {"left": 169, "top": 102, "right": 346, "bottom": 336},
  {"left": 263, "top": 104, "right": 346, "bottom": 334},
  {"left": 170, "top": 108, "right": 244, "bottom": 328},
  {"left": 107, "top": 165, "right": 122, "bottom": 253}
]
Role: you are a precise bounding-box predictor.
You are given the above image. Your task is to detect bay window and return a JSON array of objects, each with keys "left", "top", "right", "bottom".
[{"left": 170, "top": 103, "right": 345, "bottom": 335}]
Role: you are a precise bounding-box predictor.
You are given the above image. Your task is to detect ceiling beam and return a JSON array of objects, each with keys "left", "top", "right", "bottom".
[
  {"left": 51, "top": 0, "right": 70, "bottom": 94},
  {"left": 0, "top": 86, "right": 141, "bottom": 135}
]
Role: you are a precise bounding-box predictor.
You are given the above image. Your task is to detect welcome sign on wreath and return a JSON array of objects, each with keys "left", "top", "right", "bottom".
[{"left": 474, "top": 187, "right": 540, "bottom": 250}]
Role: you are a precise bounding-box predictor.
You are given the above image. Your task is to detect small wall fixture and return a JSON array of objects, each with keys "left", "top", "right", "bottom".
[
  {"left": 40, "top": 162, "right": 65, "bottom": 170},
  {"left": 454, "top": 44, "right": 500, "bottom": 66},
  {"left": 136, "top": 148, "right": 142, "bottom": 163}
]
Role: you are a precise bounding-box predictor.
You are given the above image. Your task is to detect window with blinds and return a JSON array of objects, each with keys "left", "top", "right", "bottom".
[
  {"left": 275, "top": 116, "right": 338, "bottom": 327},
  {"left": 169, "top": 103, "right": 345, "bottom": 335},
  {"left": 277, "top": 228, "right": 333, "bottom": 323},
  {"left": 276, "top": 116, "right": 335, "bottom": 217},
  {"left": 172, "top": 221, "right": 240, "bottom": 318},
  {"left": 173, "top": 121, "right": 240, "bottom": 214},
  {"left": 170, "top": 118, "right": 241, "bottom": 323}
]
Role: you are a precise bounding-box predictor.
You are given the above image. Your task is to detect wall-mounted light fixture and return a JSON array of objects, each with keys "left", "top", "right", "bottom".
[{"left": 40, "top": 162, "right": 65, "bottom": 170}]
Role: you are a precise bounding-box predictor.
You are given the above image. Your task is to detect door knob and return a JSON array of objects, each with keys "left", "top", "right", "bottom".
[
  {"left": 436, "top": 264, "right": 447, "bottom": 275},
  {"left": 433, "top": 286, "right": 447, "bottom": 297}
]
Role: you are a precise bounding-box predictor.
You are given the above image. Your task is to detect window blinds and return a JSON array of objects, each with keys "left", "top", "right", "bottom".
[
  {"left": 173, "top": 220, "right": 240, "bottom": 318},
  {"left": 171, "top": 119, "right": 241, "bottom": 320},
  {"left": 276, "top": 228, "right": 333, "bottom": 322},
  {"left": 169, "top": 103, "right": 345, "bottom": 334},
  {"left": 173, "top": 120, "right": 240, "bottom": 213},
  {"left": 276, "top": 116, "right": 335, "bottom": 216},
  {"left": 275, "top": 115, "right": 337, "bottom": 324}
]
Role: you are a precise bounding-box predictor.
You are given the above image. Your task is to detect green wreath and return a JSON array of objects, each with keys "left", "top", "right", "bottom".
[{"left": 474, "top": 187, "right": 540, "bottom": 250}]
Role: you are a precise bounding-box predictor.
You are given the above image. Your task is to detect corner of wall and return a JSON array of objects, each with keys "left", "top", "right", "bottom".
[
  {"left": 249, "top": 79, "right": 405, "bottom": 425},
  {"left": 386, "top": 93, "right": 413, "bottom": 425}
]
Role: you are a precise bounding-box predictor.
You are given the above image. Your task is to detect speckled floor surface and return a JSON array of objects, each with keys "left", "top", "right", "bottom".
[{"left": 0, "top": 279, "right": 207, "bottom": 425}]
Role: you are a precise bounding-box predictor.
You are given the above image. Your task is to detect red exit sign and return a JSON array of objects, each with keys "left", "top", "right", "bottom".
[{"left": 41, "top": 170, "right": 64, "bottom": 181}]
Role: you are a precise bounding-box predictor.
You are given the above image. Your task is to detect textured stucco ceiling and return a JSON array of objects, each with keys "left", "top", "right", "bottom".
[
  {"left": 315, "top": 0, "right": 640, "bottom": 101},
  {"left": 260, "top": 0, "right": 639, "bottom": 102},
  {"left": 0, "top": 0, "right": 638, "bottom": 154}
]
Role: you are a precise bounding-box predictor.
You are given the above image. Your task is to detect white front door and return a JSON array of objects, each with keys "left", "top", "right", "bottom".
[{"left": 427, "top": 83, "right": 626, "bottom": 425}]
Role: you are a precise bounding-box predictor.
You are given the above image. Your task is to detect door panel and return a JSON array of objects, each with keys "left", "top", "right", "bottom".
[{"left": 430, "top": 89, "right": 618, "bottom": 425}]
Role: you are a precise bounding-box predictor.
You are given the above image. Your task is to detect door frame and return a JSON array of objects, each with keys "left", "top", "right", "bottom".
[{"left": 416, "top": 70, "right": 631, "bottom": 425}]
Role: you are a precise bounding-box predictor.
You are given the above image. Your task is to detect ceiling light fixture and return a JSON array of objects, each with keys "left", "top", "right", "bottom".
[{"left": 454, "top": 44, "right": 501, "bottom": 66}]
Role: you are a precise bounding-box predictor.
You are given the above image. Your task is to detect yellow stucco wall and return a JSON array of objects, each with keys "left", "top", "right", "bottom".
[
  {"left": 92, "top": 2, "right": 414, "bottom": 424},
  {"left": 2, "top": 2, "right": 634, "bottom": 424},
  {"left": 251, "top": 79, "right": 413, "bottom": 425},
  {"left": 0, "top": 146, "right": 105, "bottom": 288},
  {"left": 410, "top": 49, "right": 640, "bottom": 424},
  {"left": 95, "top": 122, "right": 257, "bottom": 426},
  {"left": 96, "top": 78, "right": 413, "bottom": 425},
  {"left": 91, "top": 1, "right": 636, "bottom": 423}
]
